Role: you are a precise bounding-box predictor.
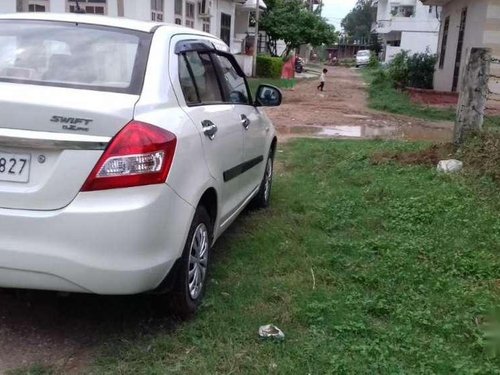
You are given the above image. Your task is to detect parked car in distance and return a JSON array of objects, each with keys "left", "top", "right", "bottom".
[
  {"left": 0, "top": 13, "right": 280, "bottom": 316},
  {"left": 356, "top": 50, "right": 371, "bottom": 68}
]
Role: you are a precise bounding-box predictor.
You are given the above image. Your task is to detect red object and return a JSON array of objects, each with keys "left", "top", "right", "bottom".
[
  {"left": 281, "top": 54, "right": 296, "bottom": 79},
  {"left": 82, "top": 121, "right": 177, "bottom": 191}
]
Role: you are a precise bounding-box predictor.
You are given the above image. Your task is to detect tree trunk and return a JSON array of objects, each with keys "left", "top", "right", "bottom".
[{"left": 454, "top": 48, "right": 491, "bottom": 145}]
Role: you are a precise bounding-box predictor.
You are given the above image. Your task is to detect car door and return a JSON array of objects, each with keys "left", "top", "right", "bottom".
[
  {"left": 170, "top": 36, "right": 246, "bottom": 223},
  {"left": 214, "top": 54, "right": 269, "bottom": 198}
]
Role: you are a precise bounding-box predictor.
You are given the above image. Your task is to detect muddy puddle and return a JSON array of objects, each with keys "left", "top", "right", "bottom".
[{"left": 277, "top": 124, "right": 453, "bottom": 142}]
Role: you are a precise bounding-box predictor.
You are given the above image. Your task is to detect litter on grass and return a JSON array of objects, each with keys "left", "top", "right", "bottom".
[
  {"left": 437, "top": 159, "right": 463, "bottom": 173},
  {"left": 258, "top": 324, "right": 285, "bottom": 340}
]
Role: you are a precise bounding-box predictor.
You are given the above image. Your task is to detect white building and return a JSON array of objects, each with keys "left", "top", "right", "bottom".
[
  {"left": 421, "top": 0, "right": 500, "bottom": 95},
  {"left": 0, "top": 0, "right": 266, "bottom": 75},
  {"left": 372, "top": 0, "right": 441, "bottom": 63}
]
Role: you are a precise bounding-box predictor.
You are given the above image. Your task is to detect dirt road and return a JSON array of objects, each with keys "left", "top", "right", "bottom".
[
  {"left": 0, "top": 67, "right": 453, "bottom": 374},
  {"left": 267, "top": 67, "right": 453, "bottom": 142}
]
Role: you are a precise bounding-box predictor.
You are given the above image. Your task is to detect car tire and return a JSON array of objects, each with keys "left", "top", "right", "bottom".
[
  {"left": 171, "top": 205, "right": 212, "bottom": 318},
  {"left": 251, "top": 152, "right": 274, "bottom": 209}
]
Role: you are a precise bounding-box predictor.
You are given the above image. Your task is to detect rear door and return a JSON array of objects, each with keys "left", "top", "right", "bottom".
[
  {"left": 0, "top": 20, "right": 151, "bottom": 210},
  {"left": 169, "top": 36, "right": 245, "bottom": 223}
]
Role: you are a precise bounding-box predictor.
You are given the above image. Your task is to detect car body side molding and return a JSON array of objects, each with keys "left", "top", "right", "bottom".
[{"left": 223, "top": 155, "right": 263, "bottom": 182}]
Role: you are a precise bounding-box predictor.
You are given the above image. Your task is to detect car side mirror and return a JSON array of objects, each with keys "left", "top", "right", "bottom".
[{"left": 254, "top": 84, "right": 282, "bottom": 107}]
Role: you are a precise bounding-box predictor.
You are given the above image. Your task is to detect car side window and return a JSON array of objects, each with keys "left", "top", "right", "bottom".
[
  {"left": 178, "top": 51, "right": 224, "bottom": 106},
  {"left": 216, "top": 55, "right": 250, "bottom": 105}
]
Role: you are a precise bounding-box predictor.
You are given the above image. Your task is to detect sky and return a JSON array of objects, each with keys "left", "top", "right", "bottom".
[{"left": 321, "top": 0, "right": 358, "bottom": 32}]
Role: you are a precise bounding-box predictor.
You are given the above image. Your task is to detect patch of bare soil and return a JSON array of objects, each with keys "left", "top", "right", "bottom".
[
  {"left": 371, "top": 144, "right": 456, "bottom": 167},
  {"left": 0, "top": 290, "right": 178, "bottom": 374},
  {"left": 266, "top": 67, "right": 454, "bottom": 142}
]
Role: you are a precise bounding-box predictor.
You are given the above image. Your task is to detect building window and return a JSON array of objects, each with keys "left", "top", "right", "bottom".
[
  {"left": 17, "top": 0, "right": 49, "bottom": 12},
  {"left": 202, "top": 21, "right": 210, "bottom": 33},
  {"left": 185, "top": 2, "right": 195, "bottom": 28},
  {"left": 151, "top": 0, "right": 164, "bottom": 21},
  {"left": 220, "top": 13, "right": 231, "bottom": 46},
  {"left": 175, "top": 0, "right": 183, "bottom": 25},
  {"left": 391, "top": 6, "right": 414, "bottom": 17},
  {"left": 439, "top": 16, "right": 450, "bottom": 69},
  {"left": 199, "top": 0, "right": 211, "bottom": 32},
  {"left": 67, "top": 0, "right": 106, "bottom": 15}
]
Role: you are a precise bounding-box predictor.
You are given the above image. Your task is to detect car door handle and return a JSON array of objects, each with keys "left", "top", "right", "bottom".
[
  {"left": 240, "top": 114, "right": 250, "bottom": 130},
  {"left": 202, "top": 120, "right": 217, "bottom": 140}
]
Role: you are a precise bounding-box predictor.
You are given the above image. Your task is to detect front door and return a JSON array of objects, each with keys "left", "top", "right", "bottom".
[
  {"left": 214, "top": 54, "right": 268, "bottom": 198},
  {"left": 171, "top": 38, "right": 246, "bottom": 223}
]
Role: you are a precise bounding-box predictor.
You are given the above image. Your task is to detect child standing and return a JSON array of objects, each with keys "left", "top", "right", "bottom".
[{"left": 317, "top": 68, "right": 328, "bottom": 91}]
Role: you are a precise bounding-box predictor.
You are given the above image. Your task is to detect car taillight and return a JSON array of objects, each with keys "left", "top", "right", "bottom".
[{"left": 81, "top": 121, "right": 177, "bottom": 191}]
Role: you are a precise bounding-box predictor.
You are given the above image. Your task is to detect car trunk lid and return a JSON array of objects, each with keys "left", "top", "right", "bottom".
[{"left": 0, "top": 83, "right": 139, "bottom": 210}]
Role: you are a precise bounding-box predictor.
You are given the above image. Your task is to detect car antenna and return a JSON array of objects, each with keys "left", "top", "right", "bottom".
[{"left": 74, "top": 0, "right": 86, "bottom": 13}]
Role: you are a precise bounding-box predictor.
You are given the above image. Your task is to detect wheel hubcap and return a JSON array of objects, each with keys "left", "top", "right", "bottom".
[
  {"left": 264, "top": 158, "right": 273, "bottom": 201},
  {"left": 188, "top": 223, "right": 209, "bottom": 300}
]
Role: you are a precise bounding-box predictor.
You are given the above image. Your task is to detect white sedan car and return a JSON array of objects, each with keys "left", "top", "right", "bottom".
[
  {"left": 356, "top": 50, "right": 371, "bottom": 68},
  {"left": 0, "top": 13, "right": 280, "bottom": 315}
]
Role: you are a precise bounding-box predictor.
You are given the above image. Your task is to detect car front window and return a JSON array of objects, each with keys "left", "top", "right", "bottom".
[{"left": 215, "top": 54, "right": 250, "bottom": 105}]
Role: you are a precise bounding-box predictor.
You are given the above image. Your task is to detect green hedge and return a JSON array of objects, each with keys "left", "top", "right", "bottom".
[{"left": 256, "top": 55, "right": 284, "bottom": 79}]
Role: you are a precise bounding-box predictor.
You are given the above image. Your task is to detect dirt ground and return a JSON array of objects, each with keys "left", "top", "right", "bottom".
[
  {"left": 267, "top": 66, "right": 454, "bottom": 142},
  {"left": 0, "top": 67, "right": 454, "bottom": 375}
]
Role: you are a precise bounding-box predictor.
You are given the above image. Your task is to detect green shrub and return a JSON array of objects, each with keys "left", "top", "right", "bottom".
[
  {"left": 370, "top": 68, "right": 388, "bottom": 86},
  {"left": 368, "top": 52, "right": 380, "bottom": 69},
  {"left": 407, "top": 52, "right": 437, "bottom": 89},
  {"left": 256, "top": 55, "right": 284, "bottom": 79},
  {"left": 388, "top": 50, "right": 409, "bottom": 89},
  {"left": 388, "top": 50, "right": 436, "bottom": 89}
]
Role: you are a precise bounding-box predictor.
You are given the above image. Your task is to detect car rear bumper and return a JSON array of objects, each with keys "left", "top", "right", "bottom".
[{"left": 0, "top": 184, "right": 194, "bottom": 294}]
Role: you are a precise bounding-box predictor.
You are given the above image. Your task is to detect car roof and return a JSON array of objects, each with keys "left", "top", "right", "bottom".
[{"left": 0, "top": 13, "right": 213, "bottom": 36}]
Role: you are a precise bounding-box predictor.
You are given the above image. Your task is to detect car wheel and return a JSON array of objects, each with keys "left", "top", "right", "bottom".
[
  {"left": 251, "top": 152, "right": 274, "bottom": 209},
  {"left": 171, "top": 205, "right": 212, "bottom": 318}
]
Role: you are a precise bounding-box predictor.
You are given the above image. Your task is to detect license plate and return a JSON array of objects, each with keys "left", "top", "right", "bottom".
[{"left": 0, "top": 152, "right": 31, "bottom": 183}]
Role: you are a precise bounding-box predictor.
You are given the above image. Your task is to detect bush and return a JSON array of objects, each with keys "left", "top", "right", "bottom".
[
  {"left": 388, "top": 50, "right": 436, "bottom": 89},
  {"left": 407, "top": 52, "right": 437, "bottom": 89},
  {"left": 388, "top": 50, "right": 409, "bottom": 89},
  {"left": 368, "top": 52, "right": 380, "bottom": 69},
  {"left": 370, "top": 68, "right": 389, "bottom": 86},
  {"left": 256, "top": 55, "right": 284, "bottom": 79}
]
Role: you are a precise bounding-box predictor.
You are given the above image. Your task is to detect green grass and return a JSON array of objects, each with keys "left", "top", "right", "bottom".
[
  {"left": 7, "top": 364, "right": 54, "bottom": 375},
  {"left": 362, "top": 69, "right": 457, "bottom": 122},
  {"left": 90, "top": 139, "right": 500, "bottom": 374},
  {"left": 248, "top": 78, "right": 290, "bottom": 94}
]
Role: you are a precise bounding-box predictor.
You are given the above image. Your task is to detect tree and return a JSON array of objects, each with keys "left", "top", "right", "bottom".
[
  {"left": 260, "top": 0, "right": 338, "bottom": 56},
  {"left": 341, "top": 0, "right": 374, "bottom": 44}
]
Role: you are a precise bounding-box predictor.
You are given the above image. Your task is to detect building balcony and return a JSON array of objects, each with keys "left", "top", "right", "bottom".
[{"left": 373, "top": 17, "right": 439, "bottom": 34}]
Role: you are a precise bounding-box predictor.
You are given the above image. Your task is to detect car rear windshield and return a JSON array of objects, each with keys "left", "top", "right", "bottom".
[
  {"left": 357, "top": 51, "right": 370, "bottom": 57},
  {"left": 0, "top": 20, "right": 152, "bottom": 94}
]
